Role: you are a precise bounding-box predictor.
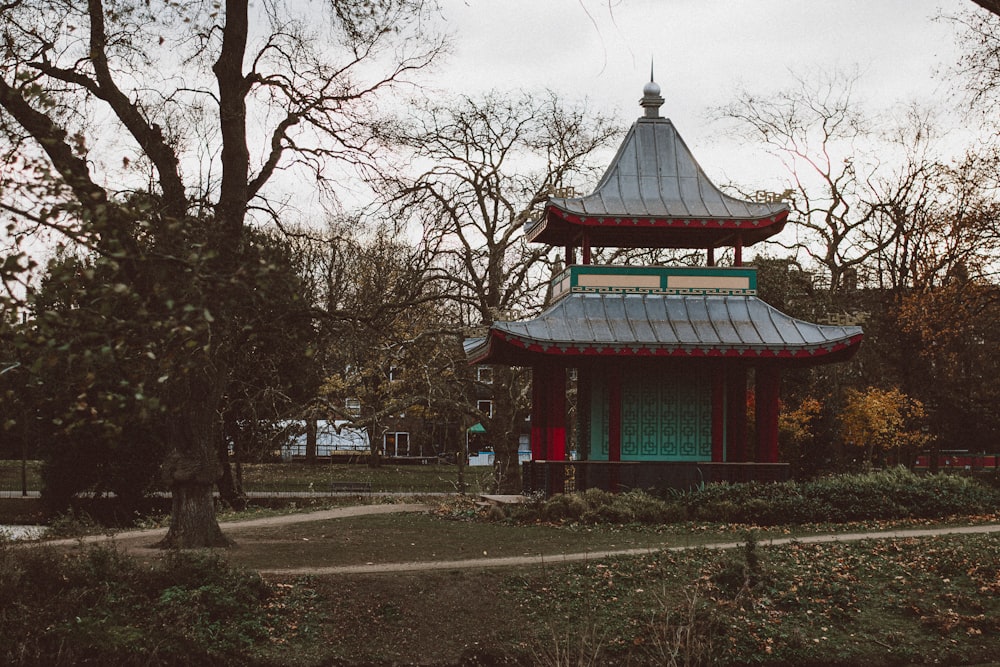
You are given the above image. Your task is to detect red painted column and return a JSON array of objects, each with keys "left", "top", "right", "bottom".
[
  {"left": 734, "top": 235, "right": 743, "bottom": 267},
  {"left": 546, "top": 366, "right": 567, "bottom": 462},
  {"left": 726, "top": 366, "right": 748, "bottom": 462},
  {"left": 608, "top": 365, "right": 622, "bottom": 463},
  {"left": 707, "top": 246, "right": 716, "bottom": 267},
  {"left": 711, "top": 365, "right": 725, "bottom": 462},
  {"left": 582, "top": 233, "right": 592, "bottom": 266},
  {"left": 755, "top": 366, "right": 781, "bottom": 464}
]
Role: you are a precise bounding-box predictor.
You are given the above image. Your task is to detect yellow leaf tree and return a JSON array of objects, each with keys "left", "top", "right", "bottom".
[{"left": 839, "top": 386, "right": 929, "bottom": 466}]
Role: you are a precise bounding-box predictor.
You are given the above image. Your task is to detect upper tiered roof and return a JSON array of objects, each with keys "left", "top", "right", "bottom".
[{"left": 525, "top": 79, "right": 789, "bottom": 249}]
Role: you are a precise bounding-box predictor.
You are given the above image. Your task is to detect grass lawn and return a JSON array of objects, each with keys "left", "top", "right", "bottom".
[
  {"left": 218, "top": 511, "right": 736, "bottom": 571},
  {"left": 20, "top": 498, "right": 1000, "bottom": 666},
  {"left": 211, "top": 509, "right": 1000, "bottom": 666},
  {"left": 233, "top": 461, "right": 495, "bottom": 494}
]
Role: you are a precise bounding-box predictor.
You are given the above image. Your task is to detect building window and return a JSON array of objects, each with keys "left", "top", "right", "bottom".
[
  {"left": 384, "top": 431, "right": 410, "bottom": 457},
  {"left": 476, "top": 366, "right": 494, "bottom": 384},
  {"left": 478, "top": 400, "right": 493, "bottom": 418},
  {"left": 345, "top": 397, "right": 361, "bottom": 417}
]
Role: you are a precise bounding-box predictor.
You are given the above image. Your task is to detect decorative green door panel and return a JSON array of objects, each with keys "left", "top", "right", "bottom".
[
  {"left": 588, "top": 366, "right": 711, "bottom": 461},
  {"left": 623, "top": 368, "right": 710, "bottom": 460}
]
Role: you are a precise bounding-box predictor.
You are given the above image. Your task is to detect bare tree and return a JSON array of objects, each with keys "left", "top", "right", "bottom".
[
  {"left": 380, "top": 91, "right": 620, "bottom": 491},
  {"left": 720, "top": 69, "right": 943, "bottom": 293},
  {"left": 0, "top": 0, "right": 445, "bottom": 547}
]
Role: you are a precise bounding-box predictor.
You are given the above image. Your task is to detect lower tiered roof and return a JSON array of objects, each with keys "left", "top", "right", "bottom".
[{"left": 467, "top": 265, "right": 862, "bottom": 366}]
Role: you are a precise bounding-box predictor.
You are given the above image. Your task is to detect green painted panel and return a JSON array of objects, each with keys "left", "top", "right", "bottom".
[
  {"left": 589, "top": 378, "right": 609, "bottom": 461},
  {"left": 587, "top": 367, "right": 711, "bottom": 462},
  {"left": 622, "top": 369, "right": 711, "bottom": 461}
]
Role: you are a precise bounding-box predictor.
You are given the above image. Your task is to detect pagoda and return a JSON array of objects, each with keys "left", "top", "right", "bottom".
[{"left": 467, "top": 80, "right": 863, "bottom": 495}]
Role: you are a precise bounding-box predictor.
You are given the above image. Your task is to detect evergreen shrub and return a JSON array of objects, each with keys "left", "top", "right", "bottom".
[{"left": 527, "top": 468, "right": 997, "bottom": 526}]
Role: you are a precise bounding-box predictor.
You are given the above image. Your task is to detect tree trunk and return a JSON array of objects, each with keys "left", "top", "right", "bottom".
[
  {"left": 157, "top": 376, "right": 230, "bottom": 548},
  {"left": 216, "top": 426, "right": 248, "bottom": 511},
  {"left": 490, "top": 370, "right": 523, "bottom": 494},
  {"left": 368, "top": 417, "right": 383, "bottom": 468},
  {"left": 306, "top": 418, "right": 318, "bottom": 463},
  {"left": 158, "top": 479, "right": 230, "bottom": 548}
]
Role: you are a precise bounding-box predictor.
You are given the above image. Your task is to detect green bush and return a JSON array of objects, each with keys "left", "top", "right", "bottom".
[
  {"left": 0, "top": 543, "right": 282, "bottom": 666},
  {"left": 683, "top": 467, "right": 997, "bottom": 525},
  {"left": 522, "top": 468, "right": 998, "bottom": 527}
]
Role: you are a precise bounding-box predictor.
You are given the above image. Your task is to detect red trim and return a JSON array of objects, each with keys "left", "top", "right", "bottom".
[
  {"left": 547, "top": 207, "right": 788, "bottom": 230},
  {"left": 490, "top": 331, "right": 864, "bottom": 360}
]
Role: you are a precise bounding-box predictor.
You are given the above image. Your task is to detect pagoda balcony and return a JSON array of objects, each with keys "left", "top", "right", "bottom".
[{"left": 550, "top": 264, "right": 758, "bottom": 302}]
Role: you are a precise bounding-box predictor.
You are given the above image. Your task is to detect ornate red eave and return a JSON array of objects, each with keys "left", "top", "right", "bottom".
[
  {"left": 473, "top": 329, "right": 863, "bottom": 367},
  {"left": 526, "top": 207, "right": 789, "bottom": 249}
]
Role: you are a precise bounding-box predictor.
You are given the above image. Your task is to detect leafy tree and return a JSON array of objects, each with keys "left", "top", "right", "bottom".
[
  {"left": 215, "top": 226, "right": 321, "bottom": 505},
  {"left": 778, "top": 395, "right": 823, "bottom": 477},
  {"left": 382, "top": 91, "right": 620, "bottom": 491},
  {"left": 839, "top": 386, "right": 929, "bottom": 467},
  {"left": 895, "top": 279, "right": 1000, "bottom": 454},
  {"left": 0, "top": 0, "right": 445, "bottom": 546}
]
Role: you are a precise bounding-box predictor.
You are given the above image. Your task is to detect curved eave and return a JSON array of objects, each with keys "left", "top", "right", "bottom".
[
  {"left": 525, "top": 206, "right": 788, "bottom": 248},
  {"left": 471, "top": 330, "right": 862, "bottom": 367},
  {"left": 467, "top": 294, "right": 862, "bottom": 368}
]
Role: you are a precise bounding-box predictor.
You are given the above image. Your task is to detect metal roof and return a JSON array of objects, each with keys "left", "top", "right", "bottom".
[
  {"left": 468, "top": 293, "right": 862, "bottom": 366},
  {"left": 525, "top": 82, "right": 788, "bottom": 248}
]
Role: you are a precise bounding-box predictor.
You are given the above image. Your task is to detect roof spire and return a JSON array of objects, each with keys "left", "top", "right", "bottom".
[{"left": 640, "top": 59, "right": 663, "bottom": 119}]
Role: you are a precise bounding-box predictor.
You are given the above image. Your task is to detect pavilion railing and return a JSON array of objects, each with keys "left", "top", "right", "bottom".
[{"left": 522, "top": 460, "right": 791, "bottom": 497}]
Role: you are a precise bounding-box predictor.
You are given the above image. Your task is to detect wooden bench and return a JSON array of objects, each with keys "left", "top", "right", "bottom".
[{"left": 328, "top": 481, "right": 372, "bottom": 494}]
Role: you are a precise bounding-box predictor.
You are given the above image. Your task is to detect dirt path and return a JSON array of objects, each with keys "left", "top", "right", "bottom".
[
  {"left": 30, "top": 503, "right": 1000, "bottom": 576},
  {"left": 36, "top": 502, "right": 433, "bottom": 548},
  {"left": 258, "top": 519, "right": 1000, "bottom": 576}
]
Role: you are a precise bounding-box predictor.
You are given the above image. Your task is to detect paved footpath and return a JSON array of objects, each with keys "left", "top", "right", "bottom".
[{"left": 25, "top": 504, "right": 1000, "bottom": 577}]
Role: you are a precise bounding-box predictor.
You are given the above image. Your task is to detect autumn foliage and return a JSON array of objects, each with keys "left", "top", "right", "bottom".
[{"left": 838, "top": 387, "right": 929, "bottom": 465}]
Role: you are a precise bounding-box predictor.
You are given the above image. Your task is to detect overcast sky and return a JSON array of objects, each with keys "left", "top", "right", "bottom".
[{"left": 425, "top": 0, "right": 971, "bottom": 189}]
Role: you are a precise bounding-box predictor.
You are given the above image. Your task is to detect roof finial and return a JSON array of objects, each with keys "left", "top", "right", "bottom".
[{"left": 640, "top": 58, "right": 663, "bottom": 119}]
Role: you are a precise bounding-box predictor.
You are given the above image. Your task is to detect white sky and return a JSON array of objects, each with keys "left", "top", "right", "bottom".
[{"left": 426, "top": 0, "right": 970, "bottom": 190}]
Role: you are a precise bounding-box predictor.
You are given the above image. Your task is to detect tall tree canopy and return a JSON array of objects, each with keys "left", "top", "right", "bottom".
[{"left": 0, "top": 0, "right": 445, "bottom": 546}]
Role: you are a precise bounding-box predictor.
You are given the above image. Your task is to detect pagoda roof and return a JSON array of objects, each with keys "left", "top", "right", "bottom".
[
  {"left": 525, "top": 81, "right": 789, "bottom": 249},
  {"left": 467, "top": 293, "right": 862, "bottom": 366}
]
